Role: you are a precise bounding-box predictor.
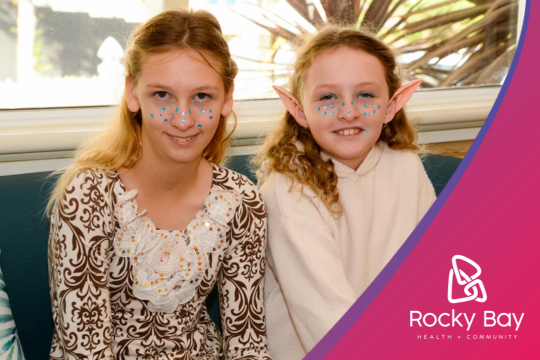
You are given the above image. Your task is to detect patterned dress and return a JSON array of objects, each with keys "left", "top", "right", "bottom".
[{"left": 48, "top": 165, "right": 272, "bottom": 360}]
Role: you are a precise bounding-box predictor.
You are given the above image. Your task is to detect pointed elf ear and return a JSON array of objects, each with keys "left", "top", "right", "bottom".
[
  {"left": 384, "top": 79, "right": 422, "bottom": 125},
  {"left": 273, "top": 85, "right": 308, "bottom": 128}
]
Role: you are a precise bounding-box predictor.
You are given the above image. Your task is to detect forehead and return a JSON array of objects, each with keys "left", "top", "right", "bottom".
[
  {"left": 303, "top": 46, "right": 387, "bottom": 94},
  {"left": 138, "top": 49, "right": 223, "bottom": 88}
]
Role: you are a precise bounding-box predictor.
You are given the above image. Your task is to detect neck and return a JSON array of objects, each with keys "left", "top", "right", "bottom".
[{"left": 122, "top": 147, "right": 208, "bottom": 200}]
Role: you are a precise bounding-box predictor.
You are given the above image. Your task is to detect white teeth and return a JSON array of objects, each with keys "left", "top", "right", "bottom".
[
  {"left": 172, "top": 135, "right": 193, "bottom": 143},
  {"left": 338, "top": 128, "right": 360, "bottom": 135}
]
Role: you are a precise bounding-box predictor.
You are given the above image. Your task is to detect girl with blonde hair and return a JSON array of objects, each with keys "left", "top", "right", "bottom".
[
  {"left": 256, "top": 25, "right": 436, "bottom": 359},
  {"left": 48, "top": 9, "right": 272, "bottom": 359}
]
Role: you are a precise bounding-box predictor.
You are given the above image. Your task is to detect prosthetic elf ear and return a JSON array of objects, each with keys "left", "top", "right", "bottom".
[
  {"left": 272, "top": 85, "right": 308, "bottom": 128},
  {"left": 125, "top": 76, "right": 140, "bottom": 113},
  {"left": 384, "top": 79, "right": 422, "bottom": 125}
]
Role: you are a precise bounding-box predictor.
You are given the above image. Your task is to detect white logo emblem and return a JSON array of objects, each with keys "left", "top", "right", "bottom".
[{"left": 447, "top": 255, "right": 487, "bottom": 304}]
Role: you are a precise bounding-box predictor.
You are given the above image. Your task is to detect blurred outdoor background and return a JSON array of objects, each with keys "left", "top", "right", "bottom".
[{"left": 0, "top": 0, "right": 519, "bottom": 110}]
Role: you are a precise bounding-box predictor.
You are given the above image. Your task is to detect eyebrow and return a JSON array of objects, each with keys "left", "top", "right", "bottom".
[
  {"left": 145, "top": 83, "right": 220, "bottom": 92},
  {"left": 313, "top": 81, "right": 380, "bottom": 91}
]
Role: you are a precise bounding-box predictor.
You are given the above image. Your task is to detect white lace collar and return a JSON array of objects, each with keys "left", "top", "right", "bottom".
[{"left": 113, "top": 186, "right": 242, "bottom": 313}]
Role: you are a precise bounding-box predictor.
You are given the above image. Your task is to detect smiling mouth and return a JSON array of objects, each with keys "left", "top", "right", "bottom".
[
  {"left": 335, "top": 128, "right": 361, "bottom": 136},
  {"left": 170, "top": 134, "right": 197, "bottom": 143}
]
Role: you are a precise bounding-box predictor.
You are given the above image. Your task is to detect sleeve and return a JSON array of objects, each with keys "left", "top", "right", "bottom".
[
  {"left": 262, "top": 175, "right": 357, "bottom": 353},
  {"left": 48, "top": 170, "right": 115, "bottom": 359},
  {"left": 218, "top": 183, "right": 273, "bottom": 360},
  {"left": 418, "top": 158, "right": 437, "bottom": 221}
]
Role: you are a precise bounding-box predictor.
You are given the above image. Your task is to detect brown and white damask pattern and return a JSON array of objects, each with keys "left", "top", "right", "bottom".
[{"left": 48, "top": 165, "right": 272, "bottom": 359}]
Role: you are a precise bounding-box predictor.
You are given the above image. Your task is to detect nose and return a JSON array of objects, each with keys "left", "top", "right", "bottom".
[
  {"left": 170, "top": 106, "right": 195, "bottom": 130},
  {"left": 337, "top": 101, "right": 359, "bottom": 122}
]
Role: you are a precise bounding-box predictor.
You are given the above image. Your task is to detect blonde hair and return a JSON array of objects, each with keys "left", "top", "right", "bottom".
[
  {"left": 47, "top": 9, "right": 238, "bottom": 215},
  {"left": 256, "top": 25, "right": 419, "bottom": 216}
]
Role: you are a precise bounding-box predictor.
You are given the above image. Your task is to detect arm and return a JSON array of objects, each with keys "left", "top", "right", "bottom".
[
  {"left": 218, "top": 184, "right": 272, "bottom": 360},
  {"left": 48, "top": 170, "right": 114, "bottom": 359},
  {"left": 262, "top": 175, "right": 357, "bottom": 353}
]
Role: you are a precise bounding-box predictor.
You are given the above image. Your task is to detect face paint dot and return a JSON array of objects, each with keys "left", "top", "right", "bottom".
[
  {"left": 356, "top": 106, "right": 359, "bottom": 110},
  {"left": 351, "top": 101, "right": 354, "bottom": 105},
  {"left": 201, "top": 110, "right": 205, "bottom": 114},
  {"left": 330, "top": 112, "right": 334, "bottom": 116},
  {"left": 210, "top": 109, "right": 213, "bottom": 113},
  {"left": 364, "top": 104, "right": 368, "bottom": 108},
  {"left": 164, "top": 119, "right": 168, "bottom": 123},
  {"left": 182, "top": 111, "right": 185, "bottom": 116},
  {"left": 323, "top": 112, "right": 326, "bottom": 115},
  {"left": 330, "top": 105, "right": 334, "bottom": 109},
  {"left": 198, "top": 124, "right": 202, "bottom": 128},
  {"left": 373, "top": 104, "right": 376, "bottom": 108},
  {"left": 182, "top": 119, "right": 186, "bottom": 123},
  {"left": 342, "top": 102, "right": 345, "bottom": 106},
  {"left": 373, "top": 110, "right": 376, "bottom": 114},
  {"left": 378, "top": 105, "right": 381, "bottom": 109},
  {"left": 161, "top": 108, "right": 165, "bottom": 112},
  {"left": 324, "top": 106, "right": 327, "bottom": 109},
  {"left": 150, "top": 114, "right": 154, "bottom": 118},
  {"left": 347, "top": 110, "right": 351, "bottom": 113},
  {"left": 175, "top": 108, "right": 178, "bottom": 112},
  {"left": 369, "top": 112, "right": 373, "bottom": 115},
  {"left": 339, "top": 108, "right": 342, "bottom": 112},
  {"left": 364, "top": 113, "right": 367, "bottom": 116},
  {"left": 159, "top": 114, "right": 162, "bottom": 118},
  {"left": 189, "top": 109, "right": 192, "bottom": 114},
  {"left": 210, "top": 116, "right": 213, "bottom": 120}
]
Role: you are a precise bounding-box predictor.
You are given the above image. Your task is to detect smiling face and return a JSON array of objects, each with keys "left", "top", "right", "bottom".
[
  {"left": 299, "top": 46, "right": 393, "bottom": 169},
  {"left": 126, "top": 49, "right": 233, "bottom": 166}
]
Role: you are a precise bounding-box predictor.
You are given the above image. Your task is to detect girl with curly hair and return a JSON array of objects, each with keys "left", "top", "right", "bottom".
[{"left": 256, "top": 25, "right": 436, "bottom": 359}]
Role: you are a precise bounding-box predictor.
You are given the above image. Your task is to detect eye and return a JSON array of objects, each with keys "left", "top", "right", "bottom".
[
  {"left": 153, "top": 91, "right": 171, "bottom": 100},
  {"left": 194, "top": 93, "right": 212, "bottom": 101},
  {"left": 319, "top": 93, "right": 336, "bottom": 101},
  {"left": 358, "top": 91, "right": 375, "bottom": 98}
]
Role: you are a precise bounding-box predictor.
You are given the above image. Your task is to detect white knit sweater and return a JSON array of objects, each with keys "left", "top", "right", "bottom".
[{"left": 259, "top": 143, "right": 436, "bottom": 360}]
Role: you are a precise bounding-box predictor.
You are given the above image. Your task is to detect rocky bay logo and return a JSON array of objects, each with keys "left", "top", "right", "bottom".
[
  {"left": 411, "top": 254, "right": 524, "bottom": 339},
  {"left": 447, "top": 255, "right": 487, "bottom": 303}
]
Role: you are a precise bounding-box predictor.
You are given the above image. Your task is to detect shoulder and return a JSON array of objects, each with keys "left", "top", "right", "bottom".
[{"left": 212, "top": 163, "right": 260, "bottom": 200}]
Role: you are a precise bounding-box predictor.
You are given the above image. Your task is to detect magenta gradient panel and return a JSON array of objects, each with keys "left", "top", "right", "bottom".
[{"left": 305, "top": 1, "right": 539, "bottom": 358}]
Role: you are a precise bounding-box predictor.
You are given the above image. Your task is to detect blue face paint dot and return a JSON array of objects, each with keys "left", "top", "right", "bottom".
[
  {"left": 351, "top": 101, "right": 354, "bottom": 105},
  {"left": 356, "top": 106, "right": 359, "bottom": 110},
  {"left": 347, "top": 110, "right": 351, "bottom": 113},
  {"left": 150, "top": 114, "right": 154, "bottom": 118},
  {"left": 373, "top": 104, "right": 376, "bottom": 108},
  {"left": 189, "top": 109, "right": 192, "bottom": 114},
  {"left": 364, "top": 113, "right": 367, "bottom": 116},
  {"left": 161, "top": 108, "right": 165, "bottom": 112},
  {"left": 364, "top": 104, "right": 368, "bottom": 108},
  {"left": 369, "top": 112, "right": 373, "bottom": 115},
  {"left": 317, "top": 107, "right": 320, "bottom": 111},
  {"left": 201, "top": 110, "right": 205, "bottom": 114},
  {"left": 182, "top": 111, "right": 185, "bottom": 116},
  {"left": 159, "top": 114, "right": 162, "bottom": 118},
  {"left": 170, "top": 114, "right": 173, "bottom": 118},
  {"left": 342, "top": 102, "right": 345, "bottom": 106},
  {"left": 198, "top": 124, "right": 202, "bottom": 128},
  {"left": 330, "top": 105, "right": 334, "bottom": 109},
  {"left": 323, "top": 112, "right": 326, "bottom": 115},
  {"left": 210, "top": 109, "right": 213, "bottom": 113},
  {"left": 378, "top": 105, "right": 381, "bottom": 109},
  {"left": 175, "top": 108, "right": 178, "bottom": 112},
  {"left": 330, "top": 112, "right": 334, "bottom": 116},
  {"left": 210, "top": 116, "right": 213, "bottom": 120},
  {"left": 339, "top": 108, "right": 342, "bottom": 112},
  {"left": 373, "top": 110, "right": 376, "bottom": 114},
  {"left": 324, "top": 106, "right": 327, "bottom": 109},
  {"left": 182, "top": 119, "right": 186, "bottom": 123},
  {"left": 164, "top": 119, "right": 168, "bottom": 123}
]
